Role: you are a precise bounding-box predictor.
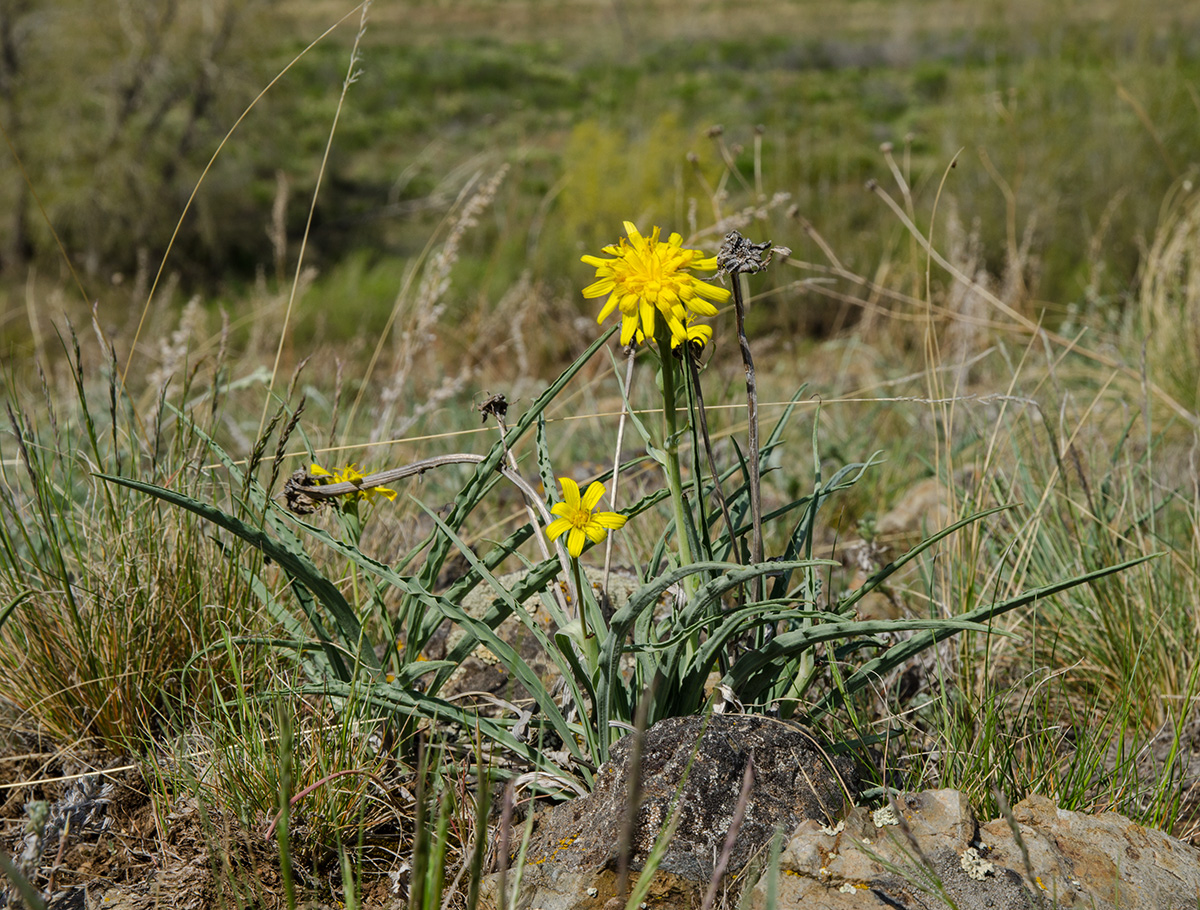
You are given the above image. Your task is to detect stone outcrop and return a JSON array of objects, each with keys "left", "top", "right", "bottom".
[
  {"left": 751, "top": 789, "right": 1200, "bottom": 909},
  {"left": 485, "top": 712, "right": 1200, "bottom": 910},
  {"left": 488, "top": 713, "right": 857, "bottom": 910}
]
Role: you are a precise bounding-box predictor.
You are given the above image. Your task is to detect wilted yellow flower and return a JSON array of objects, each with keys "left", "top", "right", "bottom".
[
  {"left": 636, "top": 313, "right": 712, "bottom": 352},
  {"left": 310, "top": 463, "right": 397, "bottom": 503},
  {"left": 665, "top": 309, "right": 714, "bottom": 351},
  {"left": 582, "top": 221, "right": 730, "bottom": 346},
  {"left": 546, "top": 477, "right": 627, "bottom": 558}
]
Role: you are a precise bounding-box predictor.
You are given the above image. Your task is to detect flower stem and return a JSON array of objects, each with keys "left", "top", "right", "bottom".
[
  {"left": 572, "top": 557, "right": 589, "bottom": 639},
  {"left": 730, "top": 272, "right": 764, "bottom": 600},
  {"left": 656, "top": 333, "right": 695, "bottom": 579},
  {"left": 604, "top": 349, "right": 637, "bottom": 592}
]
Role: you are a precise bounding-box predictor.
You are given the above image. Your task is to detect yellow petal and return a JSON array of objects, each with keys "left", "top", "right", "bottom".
[
  {"left": 593, "top": 511, "right": 627, "bottom": 530},
  {"left": 546, "top": 517, "right": 572, "bottom": 540},
  {"left": 620, "top": 314, "right": 639, "bottom": 346},
  {"left": 566, "top": 527, "right": 586, "bottom": 558},
  {"left": 597, "top": 294, "right": 619, "bottom": 324},
  {"left": 582, "top": 480, "right": 606, "bottom": 511},
  {"left": 559, "top": 476, "right": 581, "bottom": 509},
  {"left": 693, "top": 281, "right": 731, "bottom": 303},
  {"left": 584, "top": 524, "right": 608, "bottom": 544},
  {"left": 582, "top": 278, "right": 617, "bottom": 299},
  {"left": 639, "top": 299, "right": 657, "bottom": 337}
]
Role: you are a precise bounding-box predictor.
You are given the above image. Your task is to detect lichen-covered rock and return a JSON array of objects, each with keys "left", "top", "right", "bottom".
[
  {"left": 489, "top": 713, "right": 857, "bottom": 910},
  {"left": 751, "top": 790, "right": 1200, "bottom": 910},
  {"left": 980, "top": 794, "right": 1200, "bottom": 909},
  {"left": 754, "top": 791, "right": 1034, "bottom": 909}
]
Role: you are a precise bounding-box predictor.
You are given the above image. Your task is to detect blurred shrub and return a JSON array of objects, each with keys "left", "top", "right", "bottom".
[{"left": 0, "top": 0, "right": 280, "bottom": 283}]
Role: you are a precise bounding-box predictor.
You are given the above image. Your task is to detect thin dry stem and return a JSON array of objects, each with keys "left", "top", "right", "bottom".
[
  {"left": 604, "top": 350, "right": 637, "bottom": 592},
  {"left": 125, "top": 2, "right": 367, "bottom": 389},
  {"left": 260, "top": 1, "right": 372, "bottom": 437}
]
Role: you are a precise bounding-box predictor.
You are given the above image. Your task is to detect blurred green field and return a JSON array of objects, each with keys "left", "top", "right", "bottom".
[{"left": 3, "top": 0, "right": 1199, "bottom": 363}]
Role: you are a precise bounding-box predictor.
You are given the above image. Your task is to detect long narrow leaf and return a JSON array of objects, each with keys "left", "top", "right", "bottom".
[
  {"left": 0, "top": 590, "right": 33, "bottom": 636},
  {"left": 415, "top": 501, "right": 591, "bottom": 765},
  {"left": 835, "top": 504, "right": 1016, "bottom": 615},
  {"left": 808, "top": 552, "right": 1159, "bottom": 718}
]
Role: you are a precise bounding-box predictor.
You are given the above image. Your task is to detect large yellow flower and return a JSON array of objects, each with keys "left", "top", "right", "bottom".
[
  {"left": 582, "top": 222, "right": 731, "bottom": 346},
  {"left": 546, "top": 477, "right": 627, "bottom": 558},
  {"left": 310, "top": 463, "right": 397, "bottom": 503}
]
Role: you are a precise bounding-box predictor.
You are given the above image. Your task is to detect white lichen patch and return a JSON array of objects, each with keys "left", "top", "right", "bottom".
[
  {"left": 839, "top": 883, "right": 858, "bottom": 894},
  {"left": 872, "top": 805, "right": 899, "bottom": 828},
  {"left": 820, "top": 819, "right": 846, "bottom": 836},
  {"left": 960, "top": 846, "right": 995, "bottom": 881}
]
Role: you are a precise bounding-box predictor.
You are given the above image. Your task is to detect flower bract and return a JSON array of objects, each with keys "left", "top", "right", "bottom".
[
  {"left": 310, "top": 463, "right": 397, "bottom": 503},
  {"left": 546, "top": 477, "right": 627, "bottom": 558},
  {"left": 582, "top": 221, "right": 730, "bottom": 345}
]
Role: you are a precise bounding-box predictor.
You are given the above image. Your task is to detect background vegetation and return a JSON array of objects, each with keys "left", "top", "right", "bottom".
[{"left": 2, "top": 0, "right": 1200, "bottom": 906}]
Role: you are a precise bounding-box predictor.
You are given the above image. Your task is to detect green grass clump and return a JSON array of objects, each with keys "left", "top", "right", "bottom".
[{"left": 0, "top": 332, "right": 264, "bottom": 750}]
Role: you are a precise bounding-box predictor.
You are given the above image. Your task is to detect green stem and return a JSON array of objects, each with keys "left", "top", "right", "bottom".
[
  {"left": 571, "top": 556, "right": 601, "bottom": 672},
  {"left": 573, "top": 557, "right": 589, "bottom": 639},
  {"left": 656, "top": 333, "right": 696, "bottom": 586}
]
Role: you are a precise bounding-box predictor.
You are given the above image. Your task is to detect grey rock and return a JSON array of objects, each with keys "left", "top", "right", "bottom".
[
  {"left": 980, "top": 794, "right": 1200, "bottom": 909},
  {"left": 488, "top": 713, "right": 857, "bottom": 910},
  {"left": 755, "top": 792, "right": 1034, "bottom": 909},
  {"left": 751, "top": 790, "right": 1200, "bottom": 910}
]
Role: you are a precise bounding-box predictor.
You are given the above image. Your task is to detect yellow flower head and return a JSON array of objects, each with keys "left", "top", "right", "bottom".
[
  {"left": 546, "top": 477, "right": 627, "bottom": 558},
  {"left": 582, "top": 221, "right": 731, "bottom": 346},
  {"left": 310, "top": 463, "right": 397, "bottom": 503}
]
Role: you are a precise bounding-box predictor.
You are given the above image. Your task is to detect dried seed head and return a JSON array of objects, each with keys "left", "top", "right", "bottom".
[
  {"left": 476, "top": 391, "right": 509, "bottom": 424},
  {"left": 717, "top": 230, "right": 776, "bottom": 275},
  {"left": 283, "top": 470, "right": 327, "bottom": 515}
]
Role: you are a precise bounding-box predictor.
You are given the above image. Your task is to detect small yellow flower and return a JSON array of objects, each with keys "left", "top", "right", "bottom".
[
  {"left": 582, "top": 221, "right": 730, "bottom": 346},
  {"left": 546, "top": 477, "right": 627, "bottom": 558},
  {"left": 310, "top": 463, "right": 397, "bottom": 503}
]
